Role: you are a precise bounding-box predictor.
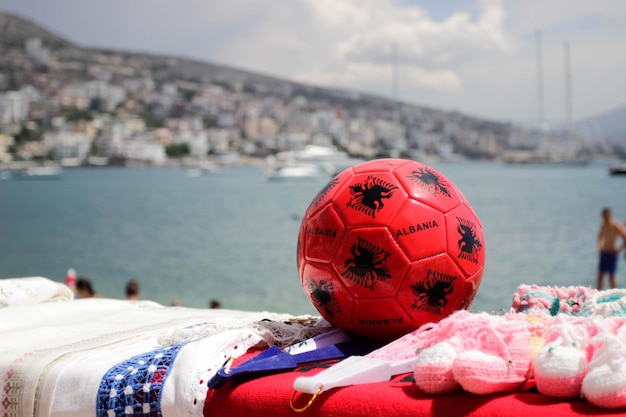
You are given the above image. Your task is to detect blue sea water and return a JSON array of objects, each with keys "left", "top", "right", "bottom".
[{"left": 1, "top": 161, "right": 625, "bottom": 315}]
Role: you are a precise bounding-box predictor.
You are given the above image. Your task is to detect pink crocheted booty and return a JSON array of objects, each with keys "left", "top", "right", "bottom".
[
  {"left": 412, "top": 311, "right": 493, "bottom": 394},
  {"left": 534, "top": 317, "right": 590, "bottom": 398},
  {"left": 452, "top": 314, "right": 532, "bottom": 394},
  {"left": 581, "top": 323, "right": 626, "bottom": 408},
  {"left": 413, "top": 337, "right": 462, "bottom": 394}
]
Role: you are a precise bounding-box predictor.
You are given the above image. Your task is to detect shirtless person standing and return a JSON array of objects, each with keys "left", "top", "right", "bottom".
[{"left": 597, "top": 207, "right": 626, "bottom": 290}]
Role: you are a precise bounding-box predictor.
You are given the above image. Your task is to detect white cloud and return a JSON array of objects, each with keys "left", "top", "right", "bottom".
[
  {"left": 299, "top": 0, "right": 511, "bottom": 88},
  {"left": 201, "top": 0, "right": 511, "bottom": 98}
]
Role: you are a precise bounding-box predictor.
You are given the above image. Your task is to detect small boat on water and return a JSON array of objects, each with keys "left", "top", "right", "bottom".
[
  {"left": 609, "top": 162, "right": 626, "bottom": 176},
  {"left": 13, "top": 165, "right": 63, "bottom": 179},
  {"left": 186, "top": 160, "right": 221, "bottom": 177},
  {"left": 264, "top": 163, "right": 323, "bottom": 181},
  {"left": 287, "top": 145, "right": 365, "bottom": 176}
]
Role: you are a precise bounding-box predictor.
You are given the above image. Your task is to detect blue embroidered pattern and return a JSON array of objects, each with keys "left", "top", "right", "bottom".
[{"left": 97, "top": 343, "right": 186, "bottom": 417}]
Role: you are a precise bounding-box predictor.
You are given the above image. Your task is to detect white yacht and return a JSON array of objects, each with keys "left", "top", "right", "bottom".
[
  {"left": 264, "top": 163, "right": 323, "bottom": 181},
  {"left": 265, "top": 145, "right": 364, "bottom": 180},
  {"left": 13, "top": 165, "right": 63, "bottom": 179}
]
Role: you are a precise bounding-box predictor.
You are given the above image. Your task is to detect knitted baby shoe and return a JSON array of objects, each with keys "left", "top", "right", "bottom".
[
  {"left": 534, "top": 316, "right": 590, "bottom": 398},
  {"left": 412, "top": 311, "right": 493, "bottom": 394},
  {"left": 581, "top": 320, "right": 626, "bottom": 408},
  {"left": 413, "top": 337, "right": 462, "bottom": 394},
  {"left": 582, "top": 289, "right": 626, "bottom": 317},
  {"left": 452, "top": 314, "right": 532, "bottom": 394}
]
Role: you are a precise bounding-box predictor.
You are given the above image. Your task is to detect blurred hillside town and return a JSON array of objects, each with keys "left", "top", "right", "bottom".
[{"left": 0, "top": 12, "right": 623, "bottom": 170}]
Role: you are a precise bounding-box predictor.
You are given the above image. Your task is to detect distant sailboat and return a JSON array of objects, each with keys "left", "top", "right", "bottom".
[
  {"left": 609, "top": 162, "right": 626, "bottom": 175},
  {"left": 505, "top": 32, "right": 589, "bottom": 165}
]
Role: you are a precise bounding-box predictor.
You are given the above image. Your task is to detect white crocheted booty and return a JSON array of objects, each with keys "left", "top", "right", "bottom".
[
  {"left": 452, "top": 314, "right": 532, "bottom": 394},
  {"left": 582, "top": 289, "right": 626, "bottom": 317},
  {"left": 534, "top": 317, "right": 590, "bottom": 398},
  {"left": 581, "top": 324, "right": 626, "bottom": 408}
]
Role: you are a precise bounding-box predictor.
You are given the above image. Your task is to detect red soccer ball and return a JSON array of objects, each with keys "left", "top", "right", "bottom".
[{"left": 297, "top": 158, "right": 485, "bottom": 342}]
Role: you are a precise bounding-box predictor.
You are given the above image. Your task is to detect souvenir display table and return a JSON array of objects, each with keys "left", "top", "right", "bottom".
[{"left": 2, "top": 277, "right": 625, "bottom": 417}]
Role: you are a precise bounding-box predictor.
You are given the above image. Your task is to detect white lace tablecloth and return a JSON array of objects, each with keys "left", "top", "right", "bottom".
[{"left": 0, "top": 277, "right": 310, "bottom": 417}]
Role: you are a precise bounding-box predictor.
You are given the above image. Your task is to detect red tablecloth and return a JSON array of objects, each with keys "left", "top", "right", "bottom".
[{"left": 204, "top": 350, "right": 624, "bottom": 417}]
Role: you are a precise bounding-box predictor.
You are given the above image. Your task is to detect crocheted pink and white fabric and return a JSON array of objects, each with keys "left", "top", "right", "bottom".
[{"left": 511, "top": 284, "right": 596, "bottom": 315}]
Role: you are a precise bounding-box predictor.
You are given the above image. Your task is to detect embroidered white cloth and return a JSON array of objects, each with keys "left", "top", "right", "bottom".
[
  {"left": 0, "top": 276, "right": 74, "bottom": 307},
  {"left": 0, "top": 285, "right": 307, "bottom": 417}
]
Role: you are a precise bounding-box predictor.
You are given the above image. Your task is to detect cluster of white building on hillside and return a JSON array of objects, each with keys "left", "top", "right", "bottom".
[{"left": 0, "top": 37, "right": 509, "bottom": 166}]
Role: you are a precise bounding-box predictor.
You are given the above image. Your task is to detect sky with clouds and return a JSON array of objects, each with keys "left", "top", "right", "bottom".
[{"left": 1, "top": 0, "right": 625, "bottom": 125}]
